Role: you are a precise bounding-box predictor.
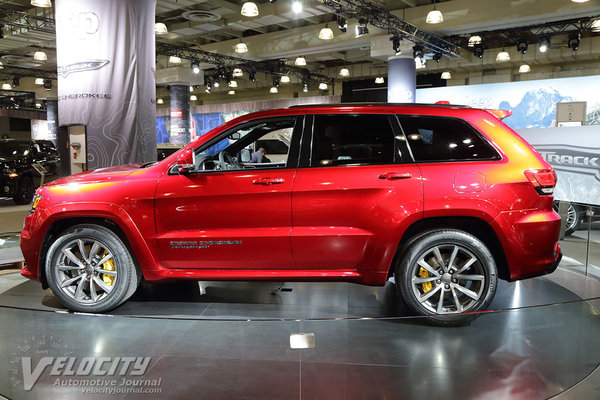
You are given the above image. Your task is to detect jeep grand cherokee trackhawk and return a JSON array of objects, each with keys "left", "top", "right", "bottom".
[{"left": 20, "top": 104, "right": 562, "bottom": 324}]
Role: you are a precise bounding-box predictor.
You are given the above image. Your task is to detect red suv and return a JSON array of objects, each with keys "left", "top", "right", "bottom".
[{"left": 20, "top": 104, "right": 562, "bottom": 324}]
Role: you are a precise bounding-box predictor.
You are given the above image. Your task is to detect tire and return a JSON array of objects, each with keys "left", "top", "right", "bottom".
[
  {"left": 395, "top": 230, "right": 498, "bottom": 326},
  {"left": 564, "top": 205, "right": 582, "bottom": 236},
  {"left": 13, "top": 175, "right": 34, "bottom": 205},
  {"left": 45, "top": 224, "right": 139, "bottom": 313}
]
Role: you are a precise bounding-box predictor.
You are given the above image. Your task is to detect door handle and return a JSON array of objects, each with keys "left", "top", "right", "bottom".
[
  {"left": 378, "top": 172, "right": 412, "bottom": 180},
  {"left": 252, "top": 177, "right": 285, "bottom": 185}
]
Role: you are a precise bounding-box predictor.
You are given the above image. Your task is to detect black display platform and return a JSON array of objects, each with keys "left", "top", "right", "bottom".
[{"left": 0, "top": 272, "right": 599, "bottom": 399}]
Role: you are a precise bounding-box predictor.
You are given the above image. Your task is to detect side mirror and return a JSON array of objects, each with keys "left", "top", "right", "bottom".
[{"left": 176, "top": 148, "right": 195, "bottom": 174}]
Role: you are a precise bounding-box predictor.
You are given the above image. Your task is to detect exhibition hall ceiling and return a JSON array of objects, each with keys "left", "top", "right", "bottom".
[{"left": 0, "top": 0, "right": 599, "bottom": 106}]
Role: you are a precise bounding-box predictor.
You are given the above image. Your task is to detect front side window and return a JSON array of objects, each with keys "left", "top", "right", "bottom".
[
  {"left": 398, "top": 116, "right": 500, "bottom": 162},
  {"left": 192, "top": 117, "right": 296, "bottom": 172},
  {"left": 310, "top": 114, "right": 395, "bottom": 166}
]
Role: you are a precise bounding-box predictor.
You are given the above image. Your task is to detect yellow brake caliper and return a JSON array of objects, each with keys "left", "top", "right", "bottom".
[
  {"left": 101, "top": 251, "right": 115, "bottom": 286},
  {"left": 419, "top": 267, "right": 432, "bottom": 293}
]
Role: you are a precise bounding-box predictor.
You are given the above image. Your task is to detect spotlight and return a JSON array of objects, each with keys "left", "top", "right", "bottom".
[
  {"left": 412, "top": 45, "right": 424, "bottom": 60},
  {"left": 43, "top": 79, "right": 52, "bottom": 90},
  {"left": 539, "top": 38, "right": 550, "bottom": 53},
  {"left": 292, "top": 0, "right": 302, "bottom": 14},
  {"left": 248, "top": 71, "right": 256, "bottom": 81},
  {"left": 205, "top": 79, "right": 212, "bottom": 93},
  {"left": 473, "top": 43, "right": 484, "bottom": 58},
  {"left": 355, "top": 19, "right": 369, "bottom": 38},
  {"left": 213, "top": 80, "right": 220, "bottom": 88},
  {"left": 272, "top": 75, "right": 281, "bottom": 87},
  {"left": 336, "top": 14, "right": 347, "bottom": 32},
  {"left": 568, "top": 33, "right": 581, "bottom": 51},
  {"left": 517, "top": 41, "right": 528, "bottom": 54},
  {"left": 390, "top": 36, "right": 401, "bottom": 54},
  {"left": 191, "top": 60, "right": 200, "bottom": 74},
  {"left": 302, "top": 80, "right": 309, "bottom": 92},
  {"left": 11, "top": 76, "right": 19, "bottom": 88},
  {"left": 433, "top": 52, "right": 442, "bottom": 63},
  {"left": 0, "top": 25, "right": 4, "bottom": 39}
]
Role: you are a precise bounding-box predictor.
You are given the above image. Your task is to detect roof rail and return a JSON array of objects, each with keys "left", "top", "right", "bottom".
[{"left": 287, "top": 102, "right": 470, "bottom": 109}]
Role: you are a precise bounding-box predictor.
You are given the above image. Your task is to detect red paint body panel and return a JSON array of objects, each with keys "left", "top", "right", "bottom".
[{"left": 20, "top": 104, "right": 561, "bottom": 287}]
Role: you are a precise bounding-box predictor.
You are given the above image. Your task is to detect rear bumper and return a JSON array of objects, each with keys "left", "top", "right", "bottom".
[{"left": 493, "top": 209, "right": 562, "bottom": 281}]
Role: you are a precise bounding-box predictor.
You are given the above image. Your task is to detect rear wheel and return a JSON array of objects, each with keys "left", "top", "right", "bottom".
[
  {"left": 13, "top": 176, "right": 34, "bottom": 205},
  {"left": 395, "top": 230, "right": 497, "bottom": 326},
  {"left": 45, "top": 224, "right": 139, "bottom": 313}
]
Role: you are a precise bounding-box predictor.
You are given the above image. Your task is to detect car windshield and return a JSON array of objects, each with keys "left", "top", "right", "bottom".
[{"left": 0, "top": 142, "right": 30, "bottom": 158}]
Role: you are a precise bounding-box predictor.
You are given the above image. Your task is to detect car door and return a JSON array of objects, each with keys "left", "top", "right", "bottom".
[
  {"left": 155, "top": 114, "right": 303, "bottom": 270},
  {"left": 290, "top": 112, "right": 423, "bottom": 278}
]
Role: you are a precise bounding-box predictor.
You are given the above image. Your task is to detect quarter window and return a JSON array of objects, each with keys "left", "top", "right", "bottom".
[
  {"left": 398, "top": 116, "right": 500, "bottom": 162},
  {"left": 311, "top": 114, "right": 395, "bottom": 166}
]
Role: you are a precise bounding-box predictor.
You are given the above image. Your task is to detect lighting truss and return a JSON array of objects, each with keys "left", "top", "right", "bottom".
[
  {"left": 0, "top": 9, "right": 55, "bottom": 35},
  {"left": 0, "top": 65, "right": 57, "bottom": 80},
  {"left": 314, "top": 0, "right": 460, "bottom": 58}
]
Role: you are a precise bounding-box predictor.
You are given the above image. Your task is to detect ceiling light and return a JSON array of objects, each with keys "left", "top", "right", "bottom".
[
  {"left": 295, "top": 56, "right": 306, "bottom": 66},
  {"left": 234, "top": 41, "right": 248, "bottom": 54},
  {"left": 441, "top": 71, "right": 451, "bottom": 79},
  {"left": 412, "top": 45, "right": 424, "bottom": 60},
  {"left": 426, "top": 1, "right": 443, "bottom": 24},
  {"left": 539, "top": 38, "right": 550, "bottom": 53},
  {"left": 280, "top": 75, "right": 290, "bottom": 83},
  {"left": 213, "top": 80, "right": 220, "bottom": 88},
  {"left": 154, "top": 22, "right": 168, "bottom": 35},
  {"left": 517, "top": 41, "right": 528, "bottom": 54},
  {"left": 519, "top": 64, "right": 531, "bottom": 73},
  {"left": 31, "top": 0, "right": 52, "bottom": 7},
  {"left": 241, "top": 2, "right": 259, "bottom": 17},
  {"left": 191, "top": 61, "right": 200, "bottom": 74},
  {"left": 571, "top": 0, "right": 589, "bottom": 2},
  {"left": 157, "top": 98, "right": 164, "bottom": 104},
  {"left": 592, "top": 19, "right": 600, "bottom": 32},
  {"left": 433, "top": 53, "right": 442, "bottom": 63},
  {"left": 468, "top": 35, "right": 482, "bottom": 47},
  {"left": 391, "top": 36, "right": 401, "bottom": 54},
  {"left": 2, "top": 83, "right": 11, "bottom": 90},
  {"left": 33, "top": 50, "right": 47, "bottom": 61},
  {"left": 473, "top": 44, "right": 484, "bottom": 58},
  {"left": 415, "top": 57, "right": 427, "bottom": 69},
  {"left": 0, "top": 61, "right": 3, "bottom": 69},
  {"left": 228, "top": 80, "right": 237, "bottom": 88},
  {"left": 337, "top": 15, "right": 347, "bottom": 32},
  {"left": 496, "top": 49, "right": 510, "bottom": 62},
  {"left": 189, "top": 86, "right": 194, "bottom": 92},
  {"left": 228, "top": 90, "right": 235, "bottom": 95},
  {"left": 355, "top": 19, "right": 369, "bottom": 38},
  {"left": 35, "top": 78, "right": 44, "bottom": 85},
  {"left": 169, "top": 56, "right": 182, "bottom": 64},
  {"left": 190, "top": 95, "right": 198, "bottom": 101},
  {"left": 339, "top": 68, "right": 349, "bottom": 77},
  {"left": 568, "top": 33, "right": 581, "bottom": 51},
  {"left": 205, "top": 83, "right": 212, "bottom": 93},
  {"left": 374, "top": 76, "right": 384, "bottom": 84},
  {"left": 35, "top": 102, "right": 42, "bottom": 109},
  {"left": 319, "top": 25, "right": 334, "bottom": 40},
  {"left": 270, "top": 86, "right": 278, "bottom": 93},
  {"left": 292, "top": 1, "right": 302, "bottom": 14},
  {"left": 232, "top": 68, "right": 244, "bottom": 77},
  {"left": 318, "top": 82, "right": 328, "bottom": 90}
]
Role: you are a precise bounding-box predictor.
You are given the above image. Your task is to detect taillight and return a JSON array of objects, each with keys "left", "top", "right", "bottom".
[{"left": 524, "top": 169, "right": 557, "bottom": 195}]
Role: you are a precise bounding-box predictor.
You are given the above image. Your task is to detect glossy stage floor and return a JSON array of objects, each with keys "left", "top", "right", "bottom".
[{"left": 0, "top": 265, "right": 599, "bottom": 400}]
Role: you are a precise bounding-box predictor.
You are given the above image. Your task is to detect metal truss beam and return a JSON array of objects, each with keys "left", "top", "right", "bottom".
[
  {"left": 0, "top": 89, "right": 36, "bottom": 99},
  {"left": 0, "top": 65, "right": 57, "bottom": 80},
  {"left": 314, "top": 0, "right": 460, "bottom": 58},
  {"left": 0, "top": 10, "right": 55, "bottom": 35}
]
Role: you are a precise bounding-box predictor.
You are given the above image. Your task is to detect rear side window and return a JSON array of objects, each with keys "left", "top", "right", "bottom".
[
  {"left": 398, "top": 116, "right": 500, "bottom": 162},
  {"left": 311, "top": 114, "right": 395, "bottom": 166}
]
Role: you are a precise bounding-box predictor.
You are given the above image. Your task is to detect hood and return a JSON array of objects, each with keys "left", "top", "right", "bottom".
[{"left": 44, "top": 163, "right": 144, "bottom": 187}]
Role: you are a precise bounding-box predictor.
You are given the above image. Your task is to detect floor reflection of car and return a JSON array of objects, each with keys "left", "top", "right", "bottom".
[{"left": 0, "top": 139, "right": 60, "bottom": 204}]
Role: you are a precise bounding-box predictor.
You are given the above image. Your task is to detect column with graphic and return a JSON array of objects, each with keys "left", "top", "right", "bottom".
[
  {"left": 387, "top": 56, "right": 416, "bottom": 103},
  {"left": 169, "top": 85, "right": 191, "bottom": 145}
]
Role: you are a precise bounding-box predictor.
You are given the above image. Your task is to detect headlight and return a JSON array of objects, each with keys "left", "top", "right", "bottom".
[{"left": 31, "top": 194, "right": 42, "bottom": 213}]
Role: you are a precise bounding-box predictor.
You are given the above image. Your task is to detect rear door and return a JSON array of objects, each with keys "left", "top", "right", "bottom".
[{"left": 290, "top": 112, "right": 423, "bottom": 276}]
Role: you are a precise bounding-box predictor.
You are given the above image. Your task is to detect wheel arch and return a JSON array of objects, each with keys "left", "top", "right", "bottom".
[
  {"left": 389, "top": 216, "right": 510, "bottom": 281},
  {"left": 39, "top": 217, "right": 143, "bottom": 288}
]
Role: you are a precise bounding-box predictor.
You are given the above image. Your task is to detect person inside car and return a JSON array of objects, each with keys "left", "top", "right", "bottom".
[{"left": 250, "top": 147, "right": 266, "bottom": 163}]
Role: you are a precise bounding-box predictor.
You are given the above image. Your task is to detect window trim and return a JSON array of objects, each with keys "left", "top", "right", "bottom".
[
  {"left": 396, "top": 114, "right": 503, "bottom": 164},
  {"left": 306, "top": 113, "right": 402, "bottom": 168},
  {"left": 168, "top": 115, "right": 304, "bottom": 175}
]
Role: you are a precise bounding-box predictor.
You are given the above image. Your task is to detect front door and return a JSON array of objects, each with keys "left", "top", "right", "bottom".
[{"left": 155, "top": 115, "right": 303, "bottom": 270}]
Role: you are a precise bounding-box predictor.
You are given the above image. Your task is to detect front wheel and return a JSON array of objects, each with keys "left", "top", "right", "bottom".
[
  {"left": 395, "top": 230, "right": 497, "bottom": 326},
  {"left": 13, "top": 176, "right": 34, "bottom": 205},
  {"left": 45, "top": 224, "right": 139, "bottom": 313}
]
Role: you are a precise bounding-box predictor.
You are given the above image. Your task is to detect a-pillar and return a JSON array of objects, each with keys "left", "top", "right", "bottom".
[
  {"left": 46, "top": 100, "right": 70, "bottom": 177},
  {"left": 387, "top": 56, "right": 416, "bottom": 103},
  {"left": 169, "top": 85, "right": 191, "bottom": 145}
]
